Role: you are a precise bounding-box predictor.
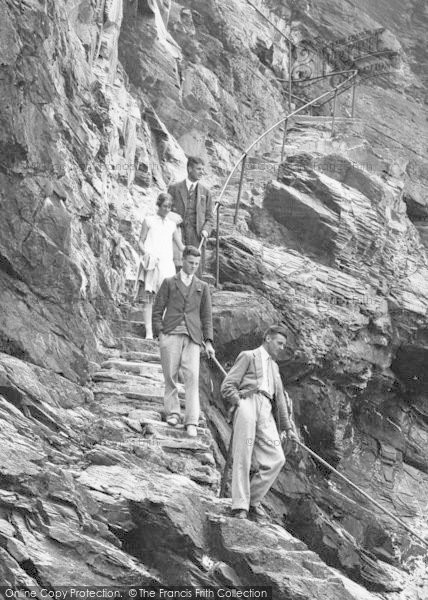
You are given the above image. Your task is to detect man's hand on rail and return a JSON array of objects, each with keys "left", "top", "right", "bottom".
[{"left": 281, "top": 429, "right": 298, "bottom": 454}]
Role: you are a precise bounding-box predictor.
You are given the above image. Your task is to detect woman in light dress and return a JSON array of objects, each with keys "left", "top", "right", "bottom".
[{"left": 136, "top": 192, "right": 184, "bottom": 339}]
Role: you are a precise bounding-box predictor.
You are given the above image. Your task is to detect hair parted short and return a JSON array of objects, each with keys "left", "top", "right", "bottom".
[
  {"left": 263, "top": 325, "right": 288, "bottom": 341},
  {"left": 183, "top": 245, "right": 201, "bottom": 258},
  {"left": 156, "top": 192, "right": 173, "bottom": 207},
  {"left": 187, "top": 156, "right": 205, "bottom": 169}
]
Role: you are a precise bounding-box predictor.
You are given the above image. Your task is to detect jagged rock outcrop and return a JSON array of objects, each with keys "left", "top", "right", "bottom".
[
  {"left": 0, "top": 322, "right": 387, "bottom": 599},
  {"left": 211, "top": 145, "right": 428, "bottom": 591},
  {"left": 0, "top": 0, "right": 184, "bottom": 383}
]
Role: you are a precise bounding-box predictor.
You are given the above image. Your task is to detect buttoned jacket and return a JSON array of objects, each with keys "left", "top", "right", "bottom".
[
  {"left": 152, "top": 274, "right": 213, "bottom": 345},
  {"left": 167, "top": 180, "right": 214, "bottom": 236}
]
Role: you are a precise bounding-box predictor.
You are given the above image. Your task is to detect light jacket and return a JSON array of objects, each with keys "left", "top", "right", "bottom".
[{"left": 221, "top": 347, "right": 294, "bottom": 432}]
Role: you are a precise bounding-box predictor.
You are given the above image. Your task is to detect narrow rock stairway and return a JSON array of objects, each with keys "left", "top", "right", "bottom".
[
  {"left": 80, "top": 299, "right": 379, "bottom": 598},
  {"left": 90, "top": 303, "right": 220, "bottom": 488}
]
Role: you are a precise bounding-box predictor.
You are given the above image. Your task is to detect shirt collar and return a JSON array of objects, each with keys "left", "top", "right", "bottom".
[
  {"left": 180, "top": 269, "right": 193, "bottom": 284},
  {"left": 186, "top": 178, "right": 197, "bottom": 191},
  {"left": 259, "top": 345, "right": 271, "bottom": 361}
]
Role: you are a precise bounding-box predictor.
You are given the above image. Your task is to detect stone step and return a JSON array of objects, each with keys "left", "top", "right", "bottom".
[
  {"left": 92, "top": 369, "right": 163, "bottom": 385},
  {"left": 120, "top": 350, "right": 160, "bottom": 363},
  {"left": 120, "top": 337, "right": 160, "bottom": 353},
  {"left": 100, "top": 359, "right": 163, "bottom": 377},
  {"left": 93, "top": 396, "right": 164, "bottom": 416},
  {"left": 92, "top": 393, "right": 208, "bottom": 431},
  {"left": 93, "top": 382, "right": 184, "bottom": 402},
  {"left": 92, "top": 406, "right": 163, "bottom": 420},
  {"left": 123, "top": 417, "right": 212, "bottom": 451}
]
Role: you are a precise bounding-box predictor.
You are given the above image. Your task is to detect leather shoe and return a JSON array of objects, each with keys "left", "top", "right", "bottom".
[
  {"left": 166, "top": 414, "right": 180, "bottom": 427},
  {"left": 186, "top": 424, "right": 197, "bottom": 437},
  {"left": 249, "top": 505, "right": 269, "bottom": 524},
  {"left": 231, "top": 509, "right": 248, "bottom": 519}
]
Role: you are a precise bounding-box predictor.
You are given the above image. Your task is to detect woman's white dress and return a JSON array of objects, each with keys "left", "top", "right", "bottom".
[{"left": 141, "top": 214, "right": 176, "bottom": 294}]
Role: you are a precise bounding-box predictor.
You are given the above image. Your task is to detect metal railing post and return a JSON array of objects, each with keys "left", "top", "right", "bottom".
[
  {"left": 215, "top": 204, "right": 220, "bottom": 288},
  {"left": 233, "top": 155, "right": 247, "bottom": 225},
  {"left": 351, "top": 79, "right": 357, "bottom": 118},
  {"left": 212, "top": 68, "right": 357, "bottom": 288},
  {"left": 278, "top": 118, "right": 289, "bottom": 177},
  {"left": 331, "top": 89, "right": 338, "bottom": 137},
  {"left": 288, "top": 39, "right": 293, "bottom": 110}
]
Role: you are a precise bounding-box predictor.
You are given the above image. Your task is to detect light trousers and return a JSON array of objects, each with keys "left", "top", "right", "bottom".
[
  {"left": 232, "top": 393, "right": 285, "bottom": 510},
  {"left": 159, "top": 333, "right": 200, "bottom": 426}
]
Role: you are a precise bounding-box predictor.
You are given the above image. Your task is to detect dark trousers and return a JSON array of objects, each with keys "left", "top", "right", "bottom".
[{"left": 183, "top": 224, "right": 205, "bottom": 277}]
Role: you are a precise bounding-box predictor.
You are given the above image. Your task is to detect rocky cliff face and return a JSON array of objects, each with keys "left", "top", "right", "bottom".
[{"left": 0, "top": 0, "right": 427, "bottom": 597}]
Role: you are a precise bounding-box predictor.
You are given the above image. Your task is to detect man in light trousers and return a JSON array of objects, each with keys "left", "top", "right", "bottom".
[
  {"left": 221, "top": 325, "right": 298, "bottom": 522},
  {"left": 152, "top": 245, "right": 215, "bottom": 437}
]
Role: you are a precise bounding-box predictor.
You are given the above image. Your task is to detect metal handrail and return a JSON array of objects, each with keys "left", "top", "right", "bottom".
[
  {"left": 278, "top": 69, "right": 354, "bottom": 84},
  {"left": 216, "top": 69, "right": 357, "bottom": 205},
  {"left": 213, "top": 68, "right": 358, "bottom": 286}
]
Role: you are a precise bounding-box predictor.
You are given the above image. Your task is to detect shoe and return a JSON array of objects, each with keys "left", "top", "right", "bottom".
[
  {"left": 249, "top": 505, "right": 269, "bottom": 524},
  {"left": 166, "top": 414, "right": 180, "bottom": 427},
  {"left": 145, "top": 334, "right": 154, "bottom": 340},
  {"left": 186, "top": 424, "right": 197, "bottom": 437},
  {"left": 231, "top": 509, "right": 248, "bottom": 519}
]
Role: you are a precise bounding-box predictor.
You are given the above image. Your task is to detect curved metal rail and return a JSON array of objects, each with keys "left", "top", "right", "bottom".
[{"left": 213, "top": 68, "right": 358, "bottom": 286}]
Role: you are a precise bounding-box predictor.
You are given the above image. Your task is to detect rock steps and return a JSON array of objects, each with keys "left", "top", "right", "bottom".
[
  {"left": 90, "top": 324, "right": 218, "bottom": 484},
  {"left": 81, "top": 307, "right": 375, "bottom": 598}
]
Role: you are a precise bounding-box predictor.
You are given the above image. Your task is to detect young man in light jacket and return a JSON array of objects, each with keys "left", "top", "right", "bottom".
[{"left": 221, "top": 325, "right": 298, "bottom": 522}]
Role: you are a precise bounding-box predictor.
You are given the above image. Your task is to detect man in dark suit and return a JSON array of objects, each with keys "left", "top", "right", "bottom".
[
  {"left": 221, "top": 326, "right": 298, "bottom": 521},
  {"left": 152, "top": 245, "right": 215, "bottom": 437},
  {"left": 168, "top": 156, "right": 214, "bottom": 275}
]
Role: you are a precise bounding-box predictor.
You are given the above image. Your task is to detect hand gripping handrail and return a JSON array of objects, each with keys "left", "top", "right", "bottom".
[{"left": 213, "top": 69, "right": 358, "bottom": 286}]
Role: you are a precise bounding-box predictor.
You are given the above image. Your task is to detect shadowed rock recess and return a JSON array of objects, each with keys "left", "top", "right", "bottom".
[{"left": 0, "top": 0, "right": 427, "bottom": 597}]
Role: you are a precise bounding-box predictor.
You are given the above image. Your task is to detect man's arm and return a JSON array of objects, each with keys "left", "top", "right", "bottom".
[
  {"left": 201, "top": 189, "right": 214, "bottom": 237},
  {"left": 221, "top": 352, "right": 251, "bottom": 408},
  {"left": 275, "top": 369, "right": 297, "bottom": 436},
  {"left": 283, "top": 389, "right": 299, "bottom": 437},
  {"left": 200, "top": 283, "right": 214, "bottom": 342},
  {"left": 273, "top": 364, "right": 291, "bottom": 431},
  {"left": 152, "top": 278, "right": 169, "bottom": 338}
]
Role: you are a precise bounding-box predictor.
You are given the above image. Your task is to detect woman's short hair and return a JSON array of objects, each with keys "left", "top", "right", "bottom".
[
  {"left": 263, "top": 325, "right": 288, "bottom": 341},
  {"left": 183, "top": 245, "right": 201, "bottom": 258},
  {"left": 156, "top": 192, "right": 172, "bottom": 207}
]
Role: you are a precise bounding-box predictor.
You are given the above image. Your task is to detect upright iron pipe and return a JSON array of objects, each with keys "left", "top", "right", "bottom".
[
  {"left": 234, "top": 154, "right": 247, "bottom": 225},
  {"left": 351, "top": 79, "right": 357, "bottom": 117},
  {"left": 331, "top": 89, "right": 338, "bottom": 137},
  {"left": 215, "top": 204, "right": 220, "bottom": 288},
  {"left": 288, "top": 39, "right": 293, "bottom": 111},
  {"left": 215, "top": 69, "right": 357, "bottom": 235},
  {"left": 278, "top": 119, "right": 289, "bottom": 177}
]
